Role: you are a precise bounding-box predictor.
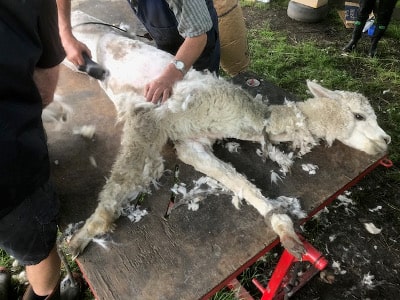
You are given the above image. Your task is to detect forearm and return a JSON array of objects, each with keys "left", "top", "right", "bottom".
[
  {"left": 144, "top": 34, "right": 207, "bottom": 103},
  {"left": 174, "top": 34, "right": 207, "bottom": 72},
  {"left": 56, "top": 0, "right": 90, "bottom": 65},
  {"left": 56, "top": 0, "right": 72, "bottom": 41}
]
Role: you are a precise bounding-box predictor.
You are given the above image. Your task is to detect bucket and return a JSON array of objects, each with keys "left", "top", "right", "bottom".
[
  {"left": 368, "top": 24, "right": 376, "bottom": 36},
  {"left": 214, "top": 0, "right": 250, "bottom": 76}
]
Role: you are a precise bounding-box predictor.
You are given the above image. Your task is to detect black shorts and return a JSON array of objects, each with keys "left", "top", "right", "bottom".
[{"left": 0, "top": 181, "right": 59, "bottom": 266}]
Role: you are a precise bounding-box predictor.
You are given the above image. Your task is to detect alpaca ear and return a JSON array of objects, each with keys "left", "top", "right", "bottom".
[{"left": 306, "top": 80, "right": 340, "bottom": 100}]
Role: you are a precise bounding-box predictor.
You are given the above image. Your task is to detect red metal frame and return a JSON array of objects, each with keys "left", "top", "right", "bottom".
[
  {"left": 224, "top": 235, "right": 328, "bottom": 300},
  {"left": 202, "top": 156, "right": 393, "bottom": 299},
  {"left": 252, "top": 236, "right": 328, "bottom": 300}
]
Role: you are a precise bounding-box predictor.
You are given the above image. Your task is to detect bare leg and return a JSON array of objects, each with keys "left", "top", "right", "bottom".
[
  {"left": 33, "top": 66, "right": 60, "bottom": 107},
  {"left": 25, "top": 246, "right": 61, "bottom": 296}
]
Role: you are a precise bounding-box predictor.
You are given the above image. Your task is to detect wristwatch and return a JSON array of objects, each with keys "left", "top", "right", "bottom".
[{"left": 171, "top": 59, "right": 186, "bottom": 75}]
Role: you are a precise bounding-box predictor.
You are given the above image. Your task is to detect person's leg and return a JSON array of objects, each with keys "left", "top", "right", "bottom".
[
  {"left": 343, "top": 0, "right": 375, "bottom": 52},
  {"left": 0, "top": 181, "right": 61, "bottom": 299},
  {"left": 25, "top": 246, "right": 61, "bottom": 297},
  {"left": 0, "top": 266, "right": 11, "bottom": 299},
  {"left": 33, "top": 65, "right": 60, "bottom": 108},
  {"left": 369, "top": 0, "right": 398, "bottom": 57}
]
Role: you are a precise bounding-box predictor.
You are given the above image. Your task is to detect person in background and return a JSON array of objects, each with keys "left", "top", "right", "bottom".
[
  {"left": 343, "top": 0, "right": 399, "bottom": 57},
  {"left": 0, "top": 1, "right": 77, "bottom": 299},
  {"left": 57, "top": 0, "right": 220, "bottom": 104}
]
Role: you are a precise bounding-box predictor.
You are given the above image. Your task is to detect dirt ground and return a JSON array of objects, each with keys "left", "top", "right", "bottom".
[{"left": 240, "top": 1, "right": 400, "bottom": 300}]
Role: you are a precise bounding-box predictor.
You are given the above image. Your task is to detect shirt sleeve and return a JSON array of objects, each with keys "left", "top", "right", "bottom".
[
  {"left": 167, "top": 0, "right": 213, "bottom": 38},
  {"left": 36, "top": 0, "right": 66, "bottom": 68}
]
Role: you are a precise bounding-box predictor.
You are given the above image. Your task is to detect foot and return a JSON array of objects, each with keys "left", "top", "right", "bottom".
[
  {"left": 280, "top": 233, "right": 305, "bottom": 259},
  {"left": 22, "top": 283, "right": 60, "bottom": 300},
  {"left": 0, "top": 267, "right": 11, "bottom": 300},
  {"left": 61, "top": 272, "right": 84, "bottom": 300},
  {"left": 342, "top": 41, "right": 356, "bottom": 53},
  {"left": 68, "top": 229, "right": 92, "bottom": 259},
  {"left": 269, "top": 213, "right": 305, "bottom": 259},
  {"left": 369, "top": 45, "right": 377, "bottom": 57}
]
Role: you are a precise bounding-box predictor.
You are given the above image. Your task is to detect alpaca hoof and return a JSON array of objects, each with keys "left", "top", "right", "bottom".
[
  {"left": 280, "top": 234, "right": 305, "bottom": 259},
  {"left": 68, "top": 230, "right": 92, "bottom": 259}
]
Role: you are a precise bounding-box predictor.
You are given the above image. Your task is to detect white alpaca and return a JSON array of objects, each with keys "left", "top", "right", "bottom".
[{"left": 66, "top": 11, "right": 390, "bottom": 258}]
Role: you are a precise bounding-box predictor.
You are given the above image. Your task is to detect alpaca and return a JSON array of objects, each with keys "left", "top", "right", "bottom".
[{"left": 66, "top": 11, "right": 390, "bottom": 259}]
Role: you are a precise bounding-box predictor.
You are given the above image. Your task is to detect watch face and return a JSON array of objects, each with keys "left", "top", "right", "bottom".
[
  {"left": 175, "top": 60, "right": 185, "bottom": 70},
  {"left": 174, "top": 60, "right": 185, "bottom": 71}
]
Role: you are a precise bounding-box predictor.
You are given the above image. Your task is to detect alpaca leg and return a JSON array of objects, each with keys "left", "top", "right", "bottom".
[
  {"left": 175, "top": 140, "right": 304, "bottom": 258},
  {"left": 270, "top": 214, "right": 304, "bottom": 259},
  {"left": 69, "top": 110, "right": 167, "bottom": 257},
  {"left": 68, "top": 200, "right": 118, "bottom": 258},
  {"left": 68, "top": 150, "right": 164, "bottom": 258}
]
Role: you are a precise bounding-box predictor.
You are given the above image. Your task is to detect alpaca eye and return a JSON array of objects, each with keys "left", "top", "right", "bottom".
[{"left": 354, "top": 113, "right": 365, "bottom": 121}]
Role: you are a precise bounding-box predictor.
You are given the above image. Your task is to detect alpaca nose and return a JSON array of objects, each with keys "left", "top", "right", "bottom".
[{"left": 383, "top": 135, "right": 391, "bottom": 145}]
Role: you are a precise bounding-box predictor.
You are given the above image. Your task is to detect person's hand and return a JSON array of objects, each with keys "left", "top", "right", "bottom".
[
  {"left": 61, "top": 34, "right": 91, "bottom": 66},
  {"left": 144, "top": 64, "right": 184, "bottom": 104}
]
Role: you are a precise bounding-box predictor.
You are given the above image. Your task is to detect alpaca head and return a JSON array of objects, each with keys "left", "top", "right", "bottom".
[{"left": 307, "top": 80, "right": 391, "bottom": 155}]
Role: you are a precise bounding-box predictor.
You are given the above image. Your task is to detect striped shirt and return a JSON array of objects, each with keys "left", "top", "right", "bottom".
[{"left": 166, "top": 0, "right": 213, "bottom": 37}]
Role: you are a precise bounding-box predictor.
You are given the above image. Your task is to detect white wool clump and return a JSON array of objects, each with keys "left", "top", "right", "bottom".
[
  {"left": 231, "top": 195, "right": 242, "bottom": 209},
  {"left": 89, "top": 155, "right": 97, "bottom": 168},
  {"left": 268, "top": 196, "right": 306, "bottom": 219},
  {"left": 92, "top": 237, "right": 110, "bottom": 250},
  {"left": 264, "top": 145, "right": 294, "bottom": 175},
  {"left": 171, "top": 183, "right": 187, "bottom": 195},
  {"left": 254, "top": 93, "right": 263, "bottom": 102},
  {"left": 335, "top": 194, "right": 356, "bottom": 216},
  {"left": 73, "top": 125, "right": 96, "bottom": 139},
  {"left": 171, "top": 176, "right": 230, "bottom": 211},
  {"left": 336, "top": 194, "right": 354, "bottom": 205},
  {"left": 12, "top": 271, "right": 28, "bottom": 285},
  {"left": 368, "top": 205, "right": 382, "bottom": 212},
  {"left": 270, "top": 170, "right": 283, "bottom": 185},
  {"left": 332, "top": 260, "right": 347, "bottom": 275},
  {"left": 187, "top": 197, "right": 201, "bottom": 211},
  {"left": 42, "top": 96, "right": 72, "bottom": 130},
  {"left": 301, "top": 163, "right": 319, "bottom": 175},
  {"left": 363, "top": 222, "right": 382, "bottom": 234},
  {"left": 12, "top": 259, "right": 20, "bottom": 268},
  {"left": 362, "top": 272, "right": 375, "bottom": 287},
  {"left": 121, "top": 205, "right": 148, "bottom": 222},
  {"left": 224, "top": 141, "right": 241, "bottom": 153},
  {"left": 63, "top": 221, "right": 85, "bottom": 243}
]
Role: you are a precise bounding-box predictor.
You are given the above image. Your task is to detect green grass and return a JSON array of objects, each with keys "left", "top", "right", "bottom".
[{"left": 0, "top": 249, "right": 13, "bottom": 269}]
